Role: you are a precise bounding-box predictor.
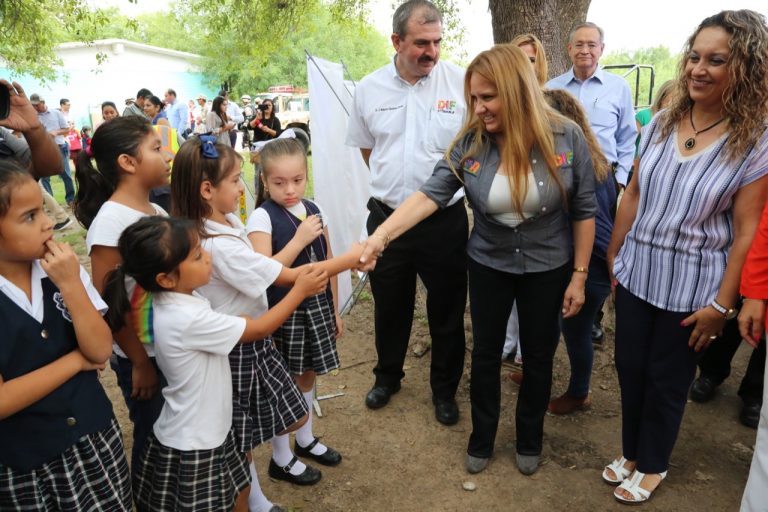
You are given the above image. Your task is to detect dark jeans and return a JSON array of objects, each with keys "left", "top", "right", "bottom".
[
  {"left": 110, "top": 355, "right": 166, "bottom": 473},
  {"left": 561, "top": 255, "right": 612, "bottom": 398},
  {"left": 41, "top": 144, "right": 75, "bottom": 204},
  {"left": 466, "top": 258, "right": 570, "bottom": 457},
  {"left": 366, "top": 199, "right": 467, "bottom": 400},
  {"left": 697, "top": 311, "right": 765, "bottom": 405},
  {"left": 615, "top": 286, "right": 699, "bottom": 474}
]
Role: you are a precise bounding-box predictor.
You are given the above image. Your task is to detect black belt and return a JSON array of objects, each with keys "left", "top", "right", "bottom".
[{"left": 368, "top": 197, "right": 394, "bottom": 218}]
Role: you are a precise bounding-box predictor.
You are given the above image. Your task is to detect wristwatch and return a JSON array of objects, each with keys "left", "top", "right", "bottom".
[{"left": 710, "top": 300, "right": 737, "bottom": 320}]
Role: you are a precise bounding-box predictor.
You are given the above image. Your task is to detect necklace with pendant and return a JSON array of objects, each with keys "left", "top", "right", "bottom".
[{"left": 684, "top": 109, "right": 726, "bottom": 150}]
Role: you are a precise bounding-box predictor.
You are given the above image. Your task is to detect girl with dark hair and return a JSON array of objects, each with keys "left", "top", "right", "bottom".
[
  {"left": 101, "top": 101, "right": 120, "bottom": 122},
  {"left": 171, "top": 135, "right": 362, "bottom": 505},
  {"left": 101, "top": 216, "right": 328, "bottom": 512},
  {"left": 207, "top": 96, "right": 235, "bottom": 147},
  {"left": 73, "top": 116, "right": 173, "bottom": 476},
  {"left": 248, "top": 138, "right": 350, "bottom": 485},
  {"left": 0, "top": 161, "right": 131, "bottom": 511},
  {"left": 143, "top": 96, "right": 168, "bottom": 126}
]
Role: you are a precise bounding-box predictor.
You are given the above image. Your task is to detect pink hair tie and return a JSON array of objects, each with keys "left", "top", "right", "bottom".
[{"left": 85, "top": 145, "right": 93, "bottom": 158}]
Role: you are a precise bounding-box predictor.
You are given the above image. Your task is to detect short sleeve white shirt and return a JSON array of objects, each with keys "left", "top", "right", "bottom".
[
  {"left": 86, "top": 201, "right": 168, "bottom": 358},
  {"left": 345, "top": 58, "right": 466, "bottom": 209},
  {"left": 152, "top": 291, "right": 245, "bottom": 450},
  {"left": 197, "top": 214, "right": 282, "bottom": 319},
  {"left": 0, "top": 261, "right": 106, "bottom": 323},
  {"left": 245, "top": 200, "right": 328, "bottom": 236}
]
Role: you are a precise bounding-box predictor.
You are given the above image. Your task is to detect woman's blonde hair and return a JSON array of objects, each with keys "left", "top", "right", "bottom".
[
  {"left": 448, "top": 44, "right": 568, "bottom": 215},
  {"left": 659, "top": 9, "right": 768, "bottom": 161},
  {"left": 509, "top": 34, "right": 548, "bottom": 86},
  {"left": 651, "top": 80, "right": 675, "bottom": 115}
]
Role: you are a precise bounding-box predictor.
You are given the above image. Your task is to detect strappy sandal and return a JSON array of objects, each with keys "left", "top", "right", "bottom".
[
  {"left": 602, "top": 456, "right": 633, "bottom": 485},
  {"left": 614, "top": 470, "right": 667, "bottom": 505}
]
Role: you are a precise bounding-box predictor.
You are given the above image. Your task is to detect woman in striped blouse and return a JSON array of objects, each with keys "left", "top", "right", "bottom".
[{"left": 604, "top": 10, "right": 768, "bottom": 505}]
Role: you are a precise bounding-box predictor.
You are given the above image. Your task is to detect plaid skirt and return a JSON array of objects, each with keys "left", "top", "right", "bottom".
[
  {"left": 229, "top": 339, "right": 308, "bottom": 452},
  {"left": 132, "top": 430, "right": 250, "bottom": 512},
  {"left": 273, "top": 292, "right": 340, "bottom": 375},
  {"left": 0, "top": 418, "right": 131, "bottom": 511}
]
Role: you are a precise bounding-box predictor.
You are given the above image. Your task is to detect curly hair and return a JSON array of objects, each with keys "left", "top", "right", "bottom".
[{"left": 658, "top": 10, "right": 768, "bottom": 161}]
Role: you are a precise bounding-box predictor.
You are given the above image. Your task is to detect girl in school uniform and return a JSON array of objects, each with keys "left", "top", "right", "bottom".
[
  {"left": 73, "top": 116, "right": 173, "bottom": 471},
  {"left": 101, "top": 215, "right": 329, "bottom": 512},
  {"left": 247, "top": 138, "right": 346, "bottom": 480},
  {"left": 170, "top": 136, "right": 363, "bottom": 506},
  {"left": 0, "top": 161, "right": 131, "bottom": 510}
]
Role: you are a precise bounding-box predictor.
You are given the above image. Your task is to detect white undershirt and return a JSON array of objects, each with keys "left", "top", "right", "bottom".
[{"left": 486, "top": 172, "right": 540, "bottom": 227}]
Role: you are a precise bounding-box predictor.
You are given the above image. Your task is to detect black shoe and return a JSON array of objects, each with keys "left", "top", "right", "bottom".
[
  {"left": 690, "top": 375, "right": 718, "bottom": 403},
  {"left": 591, "top": 324, "right": 605, "bottom": 342},
  {"left": 53, "top": 218, "right": 72, "bottom": 231},
  {"left": 365, "top": 383, "right": 401, "bottom": 409},
  {"left": 295, "top": 438, "right": 342, "bottom": 466},
  {"left": 433, "top": 396, "right": 459, "bottom": 426},
  {"left": 268, "top": 457, "right": 322, "bottom": 486},
  {"left": 740, "top": 401, "right": 762, "bottom": 429}
]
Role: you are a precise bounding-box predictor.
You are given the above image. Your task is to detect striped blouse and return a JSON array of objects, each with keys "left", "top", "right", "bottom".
[{"left": 614, "top": 115, "right": 768, "bottom": 312}]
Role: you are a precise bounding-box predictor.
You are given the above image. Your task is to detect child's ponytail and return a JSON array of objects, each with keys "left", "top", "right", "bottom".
[
  {"left": 74, "top": 116, "right": 153, "bottom": 229},
  {"left": 102, "top": 265, "right": 131, "bottom": 332}
]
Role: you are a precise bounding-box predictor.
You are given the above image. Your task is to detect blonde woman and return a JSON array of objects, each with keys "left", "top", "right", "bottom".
[{"left": 360, "top": 44, "right": 596, "bottom": 476}]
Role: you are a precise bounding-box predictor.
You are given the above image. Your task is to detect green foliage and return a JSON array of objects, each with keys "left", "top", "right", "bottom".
[
  {"left": 0, "top": 0, "right": 127, "bottom": 81},
  {"left": 602, "top": 46, "right": 681, "bottom": 108},
  {"left": 222, "top": 4, "right": 391, "bottom": 95}
]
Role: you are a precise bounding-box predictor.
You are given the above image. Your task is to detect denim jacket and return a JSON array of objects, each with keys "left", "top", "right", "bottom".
[{"left": 420, "top": 119, "right": 596, "bottom": 274}]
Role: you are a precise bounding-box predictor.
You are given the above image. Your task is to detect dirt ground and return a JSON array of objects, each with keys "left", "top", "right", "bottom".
[
  {"left": 61, "top": 220, "right": 757, "bottom": 512},
  {"left": 99, "top": 287, "right": 757, "bottom": 512}
]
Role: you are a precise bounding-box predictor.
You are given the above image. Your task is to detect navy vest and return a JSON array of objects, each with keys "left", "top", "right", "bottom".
[
  {"left": 0, "top": 277, "right": 113, "bottom": 471},
  {"left": 261, "top": 199, "right": 331, "bottom": 308}
]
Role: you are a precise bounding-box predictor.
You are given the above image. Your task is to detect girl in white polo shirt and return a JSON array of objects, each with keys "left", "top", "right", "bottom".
[
  {"left": 170, "top": 136, "right": 363, "bottom": 508},
  {"left": 101, "top": 215, "right": 329, "bottom": 512},
  {"left": 74, "top": 116, "right": 172, "bottom": 474}
]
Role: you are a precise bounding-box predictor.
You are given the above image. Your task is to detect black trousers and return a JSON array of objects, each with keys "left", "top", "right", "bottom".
[
  {"left": 697, "top": 312, "right": 765, "bottom": 404},
  {"left": 615, "top": 286, "right": 699, "bottom": 474},
  {"left": 366, "top": 199, "right": 468, "bottom": 400},
  {"left": 466, "top": 258, "right": 570, "bottom": 457}
]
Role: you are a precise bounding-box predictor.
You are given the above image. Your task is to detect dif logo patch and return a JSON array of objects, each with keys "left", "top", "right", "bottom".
[{"left": 436, "top": 99, "right": 457, "bottom": 114}]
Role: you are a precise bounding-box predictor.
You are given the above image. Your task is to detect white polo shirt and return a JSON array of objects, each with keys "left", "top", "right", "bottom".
[
  {"left": 152, "top": 291, "right": 246, "bottom": 450},
  {"left": 197, "top": 214, "right": 282, "bottom": 319},
  {"left": 346, "top": 58, "right": 466, "bottom": 209}
]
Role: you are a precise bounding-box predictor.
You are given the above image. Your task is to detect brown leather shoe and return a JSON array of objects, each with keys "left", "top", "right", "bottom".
[
  {"left": 507, "top": 371, "right": 523, "bottom": 386},
  {"left": 548, "top": 392, "right": 591, "bottom": 415}
]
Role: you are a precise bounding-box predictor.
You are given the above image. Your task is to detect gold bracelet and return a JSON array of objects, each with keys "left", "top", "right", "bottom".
[
  {"left": 573, "top": 267, "right": 588, "bottom": 274},
  {"left": 372, "top": 229, "right": 390, "bottom": 248}
]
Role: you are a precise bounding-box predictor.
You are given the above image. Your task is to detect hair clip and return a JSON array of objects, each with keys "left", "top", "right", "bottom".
[{"left": 199, "top": 135, "right": 219, "bottom": 159}]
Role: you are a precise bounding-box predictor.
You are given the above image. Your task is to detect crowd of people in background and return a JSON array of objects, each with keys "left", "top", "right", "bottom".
[
  {"left": 1, "top": 1, "right": 768, "bottom": 511},
  {"left": 21, "top": 86, "right": 284, "bottom": 223}
]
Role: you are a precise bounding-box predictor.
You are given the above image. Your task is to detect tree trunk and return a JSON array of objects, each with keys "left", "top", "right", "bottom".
[{"left": 489, "top": 0, "right": 591, "bottom": 79}]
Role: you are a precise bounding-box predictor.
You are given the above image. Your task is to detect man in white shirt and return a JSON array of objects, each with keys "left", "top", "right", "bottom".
[{"left": 346, "top": 0, "right": 467, "bottom": 426}]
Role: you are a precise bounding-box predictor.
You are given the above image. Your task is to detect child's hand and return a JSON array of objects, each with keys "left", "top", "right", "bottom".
[
  {"left": 295, "top": 264, "right": 328, "bottom": 297},
  {"left": 335, "top": 312, "right": 344, "bottom": 338},
  {"left": 40, "top": 240, "right": 81, "bottom": 290},
  {"left": 294, "top": 215, "right": 323, "bottom": 246}
]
